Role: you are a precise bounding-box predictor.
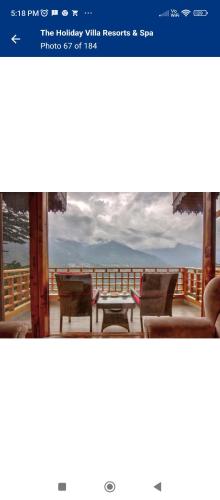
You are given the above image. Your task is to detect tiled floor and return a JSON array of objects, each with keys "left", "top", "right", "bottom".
[{"left": 11, "top": 299, "right": 201, "bottom": 336}]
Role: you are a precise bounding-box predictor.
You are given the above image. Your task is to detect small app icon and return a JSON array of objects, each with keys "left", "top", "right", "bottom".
[
  {"left": 51, "top": 9, "right": 59, "bottom": 16},
  {"left": 58, "top": 482, "right": 66, "bottom": 491},
  {"left": 193, "top": 9, "right": 208, "bottom": 16},
  {"left": 159, "top": 10, "right": 170, "bottom": 17},
  {"left": 72, "top": 10, "right": 79, "bottom": 16},
  {"left": 154, "top": 482, "right": 162, "bottom": 492},
  {"left": 62, "top": 9, "right": 69, "bottom": 16},
  {"left": 181, "top": 9, "right": 191, "bottom": 17},
  {"left": 40, "top": 9, "right": 49, "bottom": 17},
  {"left": 104, "top": 481, "right": 116, "bottom": 493}
]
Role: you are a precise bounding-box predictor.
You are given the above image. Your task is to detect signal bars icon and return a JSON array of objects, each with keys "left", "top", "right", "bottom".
[{"left": 159, "top": 10, "right": 170, "bottom": 17}]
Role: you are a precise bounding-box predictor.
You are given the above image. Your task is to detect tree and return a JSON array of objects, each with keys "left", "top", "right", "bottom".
[
  {"left": 3, "top": 207, "right": 29, "bottom": 244},
  {"left": 5, "top": 260, "right": 23, "bottom": 269}
]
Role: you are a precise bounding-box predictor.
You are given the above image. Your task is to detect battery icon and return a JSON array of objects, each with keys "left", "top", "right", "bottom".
[{"left": 193, "top": 9, "right": 208, "bottom": 16}]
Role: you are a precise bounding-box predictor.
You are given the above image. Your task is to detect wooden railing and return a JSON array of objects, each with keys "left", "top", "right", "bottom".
[
  {"left": 48, "top": 266, "right": 220, "bottom": 304},
  {"left": 4, "top": 266, "right": 220, "bottom": 316},
  {"left": 49, "top": 267, "right": 205, "bottom": 304},
  {"left": 4, "top": 268, "right": 30, "bottom": 314},
  {"left": 49, "top": 266, "right": 185, "bottom": 296}
]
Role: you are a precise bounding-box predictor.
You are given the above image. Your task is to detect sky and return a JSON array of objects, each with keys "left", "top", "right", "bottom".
[{"left": 49, "top": 193, "right": 220, "bottom": 251}]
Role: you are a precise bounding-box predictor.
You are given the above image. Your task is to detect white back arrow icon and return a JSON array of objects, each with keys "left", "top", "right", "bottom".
[{"left": 11, "top": 34, "right": 21, "bottom": 44}]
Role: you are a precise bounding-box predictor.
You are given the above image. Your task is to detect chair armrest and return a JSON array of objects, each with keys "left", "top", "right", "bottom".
[
  {"left": 0, "top": 321, "right": 29, "bottom": 338},
  {"left": 92, "top": 288, "right": 100, "bottom": 304},
  {"left": 143, "top": 316, "right": 215, "bottom": 339},
  {"left": 130, "top": 288, "right": 140, "bottom": 299}
]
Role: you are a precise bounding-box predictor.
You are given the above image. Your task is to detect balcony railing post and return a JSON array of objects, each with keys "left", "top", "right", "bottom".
[
  {"left": 9, "top": 276, "right": 15, "bottom": 311},
  {"left": 182, "top": 268, "right": 188, "bottom": 298},
  {"left": 190, "top": 271, "right": 194, "bottom": 296},
  {"left": 196, "top": 271, "right": 201, "bottom": 303},
  {"left": 18, "top": 273, "right": 22, "bottom": 304}
]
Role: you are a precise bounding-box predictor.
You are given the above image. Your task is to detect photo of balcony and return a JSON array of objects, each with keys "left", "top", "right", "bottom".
[{"left": 0, "top": 192, "right": 219, "bottom": 338}]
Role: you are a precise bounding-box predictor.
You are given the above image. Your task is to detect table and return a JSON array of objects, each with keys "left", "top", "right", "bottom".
[{"left": 96, "top": 295, "right": 136, "bottom": 332}]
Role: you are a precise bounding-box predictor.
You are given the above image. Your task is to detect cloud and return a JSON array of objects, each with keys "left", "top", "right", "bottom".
[{"left": 49, "top": 193, "right": 220, "bottom": 251}]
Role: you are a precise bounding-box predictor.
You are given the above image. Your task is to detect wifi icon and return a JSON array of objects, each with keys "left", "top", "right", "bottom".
[{"left": 181, "top": 9, "right": 191, "bottom": 16}]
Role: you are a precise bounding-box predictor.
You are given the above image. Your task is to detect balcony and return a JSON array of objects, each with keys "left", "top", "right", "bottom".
[
  {"left": 4, "top": 266, "right": 218, "bottom": 335},
  {"left": 1, "top": 192, "right": 218, "bottom": 337}
]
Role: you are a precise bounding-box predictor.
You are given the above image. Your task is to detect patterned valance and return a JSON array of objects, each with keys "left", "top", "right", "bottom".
[
  {"left": 2, "top": 193, "right": 67, "bottom": 213},
  {"left": 173, "top": 192, "right": 219, "bottom": 214}
]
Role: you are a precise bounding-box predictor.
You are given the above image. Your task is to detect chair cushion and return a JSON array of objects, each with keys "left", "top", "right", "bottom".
[
  {"left": 0, "top": 321, "right": 29, "bottom": 338},
  {"left": 143, "top": 316, "right": 215, "bottom": 338}
]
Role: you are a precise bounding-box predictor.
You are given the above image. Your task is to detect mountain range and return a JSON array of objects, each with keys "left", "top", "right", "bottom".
[
  {"left": 150, "top": 243, "right": 203, "bottom": 268},
  {"left": 4, "top": 239, "right": 220, "bottom": 268},
  {"left": 49, "top": 239, "right": 219, "bottom": 268},
  {"left": 49, "top": 239, "right": 165, "bottom": 267}
]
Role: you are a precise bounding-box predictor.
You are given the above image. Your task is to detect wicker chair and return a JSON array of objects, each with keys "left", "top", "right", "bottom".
[
  {"left": 55, "top": 273, "right": 99, "bottom": 333},
  {"left": 131, "top": 272, "right": 178, "bottom": 332}
]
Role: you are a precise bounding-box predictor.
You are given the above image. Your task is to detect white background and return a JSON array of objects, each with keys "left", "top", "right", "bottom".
[
  {"left": 0, "top": 58, "right": 220, "bottom": 499},
  {"left": 0, "top": 58, "right": 219, "bottom": 191}
]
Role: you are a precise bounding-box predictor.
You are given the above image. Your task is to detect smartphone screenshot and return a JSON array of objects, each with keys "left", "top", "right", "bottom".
[{"left": 0, "top": 1, "right": 219, "bottom": 499}]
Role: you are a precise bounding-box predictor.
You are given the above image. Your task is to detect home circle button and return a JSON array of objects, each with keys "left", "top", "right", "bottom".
[{"left": 104, "top": 481, "right": 116, "bottom": 493}]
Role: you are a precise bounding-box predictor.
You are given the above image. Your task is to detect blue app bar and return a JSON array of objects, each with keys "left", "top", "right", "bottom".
[{"left": 0, "top": 1, "right": 219, "bottom": 57}]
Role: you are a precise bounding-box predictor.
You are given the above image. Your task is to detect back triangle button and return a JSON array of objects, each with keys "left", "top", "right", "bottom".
[{"left": 154, "top": 482, "right": 162, "bottom": 492}]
